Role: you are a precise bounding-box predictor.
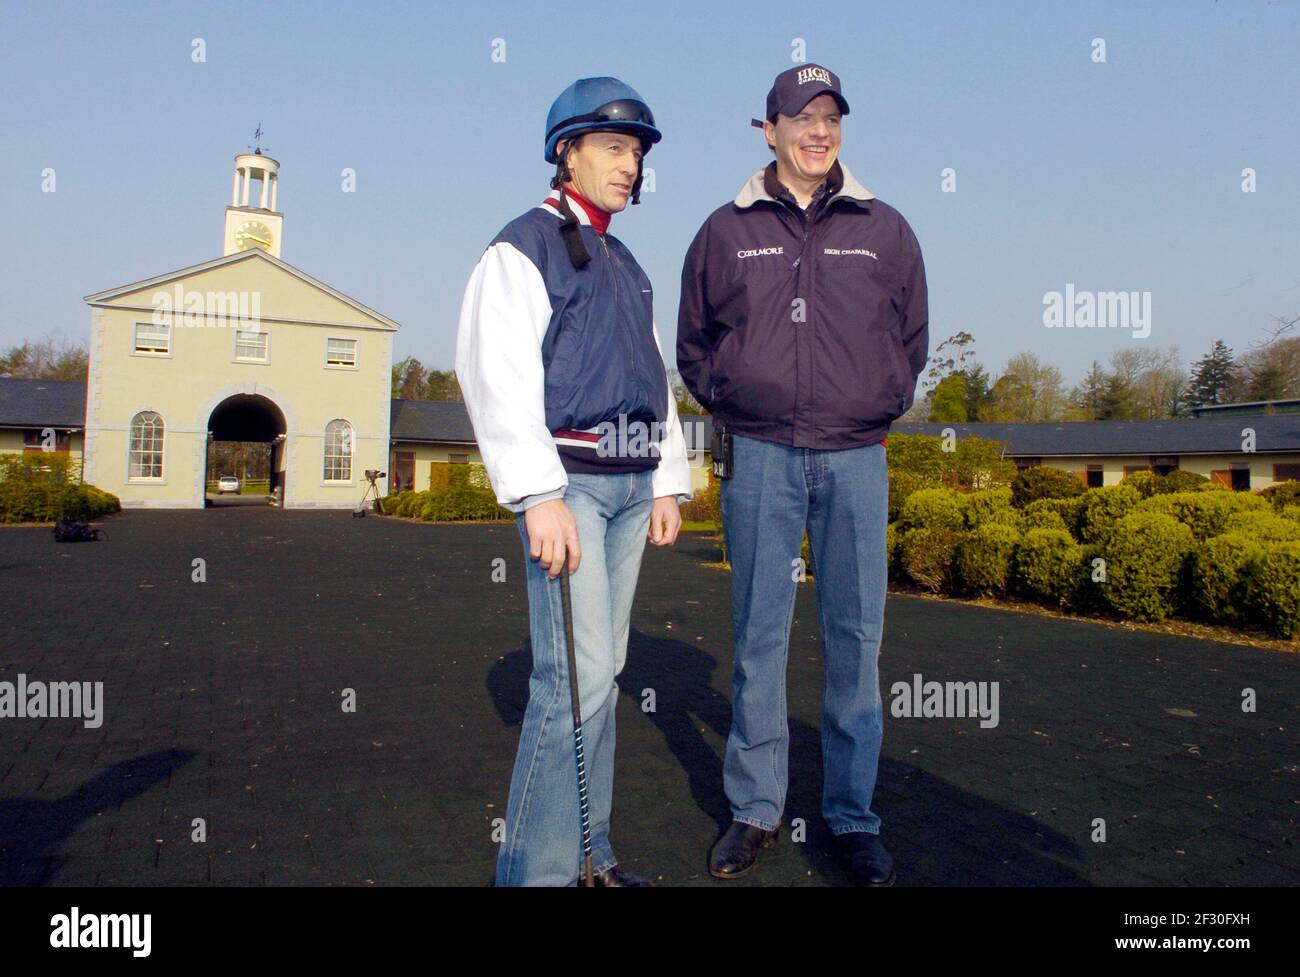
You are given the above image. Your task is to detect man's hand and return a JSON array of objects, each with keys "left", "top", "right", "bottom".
[
  {"left": 647, "top": 496, "right": 681, "bottom": 547},
  {"left": 523, "top": 498, "right": 581, "bottom": 577}
]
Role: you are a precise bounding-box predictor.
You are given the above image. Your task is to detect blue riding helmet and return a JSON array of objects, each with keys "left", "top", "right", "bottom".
[{"left": 544, "top": 77, "right": 662, "bottom": 163}]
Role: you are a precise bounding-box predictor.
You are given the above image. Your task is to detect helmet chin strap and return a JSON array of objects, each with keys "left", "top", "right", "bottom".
[{"left": 553, "top": 158, "right": 592, "bottom": 270}]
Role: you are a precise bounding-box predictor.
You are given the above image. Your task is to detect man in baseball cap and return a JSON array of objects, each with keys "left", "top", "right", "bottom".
[{"left": 678, "top": 63, "right": 929, "bottom": 885}]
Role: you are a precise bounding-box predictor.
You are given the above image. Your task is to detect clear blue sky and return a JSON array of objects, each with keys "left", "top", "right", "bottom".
[{"left": 2, "top": 0, "right": 1297, "bottom": 384}]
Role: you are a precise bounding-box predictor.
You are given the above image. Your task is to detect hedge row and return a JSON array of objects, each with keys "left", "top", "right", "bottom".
[
  {"left": 889, "top": 479, "right": 1300, "bottom": 637},
  {"left": 0, "top": 455, "right": 121, "bottom": 523},
  {"left": 383, "top": 464, "right": 512, "bottom": 522}
]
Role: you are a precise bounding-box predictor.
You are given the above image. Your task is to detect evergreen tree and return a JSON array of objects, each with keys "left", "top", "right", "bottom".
[{"left": 1185, "top": 340, "right": 1236, "bottom": 406}]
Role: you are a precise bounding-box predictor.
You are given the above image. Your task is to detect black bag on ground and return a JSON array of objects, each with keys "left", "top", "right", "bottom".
[{"left": 53, "top": 519, "right": 101, "bottom": 542}]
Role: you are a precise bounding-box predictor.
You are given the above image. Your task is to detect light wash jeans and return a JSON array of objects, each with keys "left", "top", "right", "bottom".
[
  {"left": 720, "top": 433, "right": 889, "bottom": 837},
  {"left": 494, "top": 469, "right": 654, "bottom": 886}
]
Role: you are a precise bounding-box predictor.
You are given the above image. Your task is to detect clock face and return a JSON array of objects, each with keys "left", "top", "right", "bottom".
[{"left": 235, "top": 221, "right": 273, "bottom": 251}]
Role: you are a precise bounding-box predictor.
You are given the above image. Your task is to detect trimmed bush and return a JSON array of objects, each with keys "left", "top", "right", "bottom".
[
  {"left": 1221, "top": 510, "right": 1300, "bottom": 542},
  {"left": 1078, "top": 484, "right": 1142, "bottom": 543},
  {"left": 1160, "top": 470, "right": 1209, "bottom": 493},
  {"left": 898, "top": 487, "right": 965, "bottom": 533},
  {"left": 1191, "top": 532, "right": 1264, "bottom": 624},
  {"left": 961, "top": 487, "right": 1021, "bottom": 530},
  {"left": 1282, "top": 504, "right": 1300, "bottom": 524},
  {"left": 1013, "top": 528, "right": 1082, "bottom": 606},
  {"left": 1022, "top": 505, "right": 1068, "bottom": 533},
  {"left": 1137, "top": 490, "right": 1268, "bottom": 540},
  {"left": 956, "top": 523, "right": 1021, "bottom": 596},
  {"left": 1097, "top": 511, "right": 1195, "bottom": 621},
  {"left": 1244, "top": 541, "right": 1300, "bottom": 638},
  {"left": 1022, "top": 495, "right": 1086, "bottom": 539},
  {"left": 900, "top": 527, "right": 963, "bottom": 593},
  {"left": 1120, "top": 470, "right": 1159, "bottom": 498},
  {"left": 1260, "top": 480, "right": 1300, "bottom": 512},
  {"left": 886, "top": 522, "right": 902, "bottom": 579},
  {"left": 0, "top": 465, "right": 120, "bottom": 523},
  {"left": 1011, "top": 465, "right": 1085, "bottom": 508}
]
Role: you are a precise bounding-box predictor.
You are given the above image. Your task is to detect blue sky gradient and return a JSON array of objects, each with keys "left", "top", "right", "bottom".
[{"left": 2, "top": 0, "right": 1297, "bottom": 384}]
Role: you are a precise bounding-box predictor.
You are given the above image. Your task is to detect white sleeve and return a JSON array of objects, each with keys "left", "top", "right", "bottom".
[
  {"left": 649, "top": 318, "right": 694, "bottom": 502},
  {"left": 455, "top": 241, "right": 567, "bottom": 512}
]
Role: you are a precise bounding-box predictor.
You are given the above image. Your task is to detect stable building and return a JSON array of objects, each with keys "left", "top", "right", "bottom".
[{"left": 79, "top": 151, "right": 399, "bottom": 508}]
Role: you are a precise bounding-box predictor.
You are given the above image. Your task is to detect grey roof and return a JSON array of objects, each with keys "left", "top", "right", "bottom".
[
  {"left": 893, "top": 416, "right": 1300, "bottom": 456},
  {"left": 389, "top": 399, "right": 716, "bottom": 449},
  {"left": 0, "top": 378, "right": 86, "bottom": 429}
]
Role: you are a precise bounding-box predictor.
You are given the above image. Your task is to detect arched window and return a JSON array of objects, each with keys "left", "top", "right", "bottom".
[
  {"left": 128, "top": 411, "right": 165, "bottom": 479},
  {"left": 324, "top": 419, "right": 353, "bottom": 481}
]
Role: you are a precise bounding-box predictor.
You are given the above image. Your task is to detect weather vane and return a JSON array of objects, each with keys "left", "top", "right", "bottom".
[{"left": 249, "top": 124, "right": 267, "bottom": 156}]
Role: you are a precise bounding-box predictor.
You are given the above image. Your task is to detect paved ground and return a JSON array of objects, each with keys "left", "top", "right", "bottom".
[{"left": 0, "top": 508, "right": 1296, "bottom": 886}]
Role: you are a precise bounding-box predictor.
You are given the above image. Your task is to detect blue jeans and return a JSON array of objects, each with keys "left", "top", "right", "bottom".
[
  {"left": 495, "top": 469, "right": 655, "bottom": 886},
  {"left": 720, "top": 433, "right": 888, "bottom": 836}
]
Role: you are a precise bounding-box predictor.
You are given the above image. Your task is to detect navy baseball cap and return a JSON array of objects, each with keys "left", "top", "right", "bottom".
[{"left": 750, "top": 63, "right": 850, "bottom": 128}]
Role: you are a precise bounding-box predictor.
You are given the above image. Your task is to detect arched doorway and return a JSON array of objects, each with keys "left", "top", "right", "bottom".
[{"left": 203, "top": 394, "right": 288, "bottom": 507}]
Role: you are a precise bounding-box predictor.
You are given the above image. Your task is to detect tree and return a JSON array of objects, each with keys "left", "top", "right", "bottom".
[
  {"left": 927, "top": 373, "right": 968, "bottom": 422},
  {"left": 980, "top": 353, "right": 1071, "bottom": 422},
  {"left": 1185, "top": 340, "right": 1236, "bottom": 407},
  {"left": 921, "top": 330, "right": 976, "bottom": 393},
  {"left": 0, "top": 333, "right": 88, "bottom": 381}
]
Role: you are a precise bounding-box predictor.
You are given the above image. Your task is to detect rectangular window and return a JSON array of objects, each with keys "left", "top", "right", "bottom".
[
  {"left": 449, "top": 453, "right": 469, "bottom": 464},
  {"left": 326, "top": 338, "right": 356, "bottom": 367},
  {"left": 235, "top": 329, "right": 269, "bottom": 362},
  {"left": 1086, "top": 465, "right": 1104, "bottom": 488},
  {"left": 1123, "top": 464, "right": 1150, "bottom": 476},
  {"left": 134, "top": 321, "right": 170, "bottom": 354},
  {"left": 1273, "top": 464, "right": 1300, "bottom": 483},
  {"left": 1015, "top": 457, "right": 1041, "bottom": 471},
  {"left": 1230, "top": 464, "right": 1251, "bottom": 492}
]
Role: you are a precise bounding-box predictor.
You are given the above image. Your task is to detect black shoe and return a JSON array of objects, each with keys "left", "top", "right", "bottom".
[
  {"left": 833, "top": 831, "right": 896, "bottom": 886},
  {"left": 592, "top": 865, "right": 653, "bottom": 887},
  {"left": 708, "top": 821, "right": 780, "bottom": 879}
]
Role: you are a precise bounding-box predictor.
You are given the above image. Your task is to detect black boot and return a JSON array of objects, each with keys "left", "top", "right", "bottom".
[
  {"left": 592, "top": 865, "right": 653, "bottom": 886},
  {"left": 833, "top": 831, "right": 896, "bottom": 886},
  {"left": 708, "top": 821, "right": 779, "bottom": 879}
]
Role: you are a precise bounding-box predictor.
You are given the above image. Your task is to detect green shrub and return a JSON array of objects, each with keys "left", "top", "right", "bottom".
[
  {"left": 886, "top": 522, "right": 902, "bottom": 579},
  {"left": 1011, "top": 465, "right": 1085, "bottom": 508},
  {"left": 961, "top": 487, "right": 1020, "bottom": 529},
  {"left": 898, "top": 487, "right": 965, "bottom": 532},
  {"left": 1260, "top": 481, "right": 1300, "bottom": 512},
  {"left": 1191, "top": 532, "right": 1264, "bottom": 624},
  {"left": 1072, "top": 544, "right": 1107, "bottom": 612},
  {"left": 900, "top": 527, "right": 963, "bottom": 593},
  {"left": 1159, "top": 470, "right": 1209, "bottom": 493},
  {"left": 1244, "top": 541, "right": 1300, "bottom": 638},
  {"left": 1282, "top": 504, "right": 1300, "bottom": 524},
  {"left": 1013, "top": 528, "right": 1082, "bottom": 606},
  {"left": 1022, "top": 495, "right": 1086, "bottom": 538},
  {"left": 1120, "top": 470, "right": 1159, "bottom": 498},
  {"left": 0, "top": 480, "right": 120, "bottom": 523},
  {"left": 679, "top": 474, "right": 720, "bottom": 525},
  {"left": 1098, "top": 511, "right": 1195, "bottom": 621},
  {"left": 887, "top": 469, "right": 926, "bottom": 523},
  {"left": 956, "top": 523, "right": 1021, "bottom": 596},
  {"left": 1136, "top": 490, "right": 1268, "bottom": 540},
  {"left": 1221, "top": 510, "right": 1300, "bottom": 542},
  {"left": 1078, "top": 484, "right": 1142, "bottom": 543},
  {"left": 1022, "top": 505, "right": 1068, "bottom": 532}
]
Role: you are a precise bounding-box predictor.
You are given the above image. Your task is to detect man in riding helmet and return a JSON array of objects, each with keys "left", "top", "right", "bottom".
[{"left": 456, "top": 77, "right": 692, "bottom": 886}]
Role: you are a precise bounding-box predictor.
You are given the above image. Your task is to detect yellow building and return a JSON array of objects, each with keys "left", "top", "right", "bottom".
[{"left": 80, "top": 151, "right": 399, "bottom": 508}]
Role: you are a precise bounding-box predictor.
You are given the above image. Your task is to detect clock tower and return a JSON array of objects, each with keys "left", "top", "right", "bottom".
[{"left": 223, "top": 151, "right": 283, "bottom": 258}]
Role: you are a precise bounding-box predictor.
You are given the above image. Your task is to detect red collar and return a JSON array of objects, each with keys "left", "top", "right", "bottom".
[{"left": 551, "top": 185, "right": 612, "bottom": 235}]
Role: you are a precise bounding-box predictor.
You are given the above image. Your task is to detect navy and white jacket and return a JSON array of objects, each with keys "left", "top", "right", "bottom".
[{"left": 456, "top": 190, "right": 692, "bottom": 513}]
